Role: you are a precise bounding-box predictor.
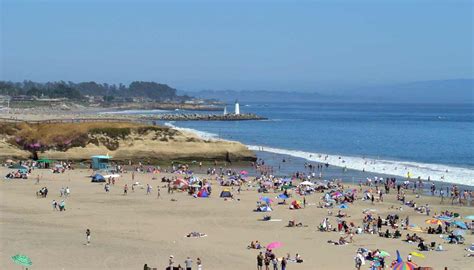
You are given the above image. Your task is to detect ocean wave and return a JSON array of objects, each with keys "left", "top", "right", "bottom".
[
  {"left": 247, "top": 145, "right": 474, "bottom": 186},
  {"left": 164, "top": 122, "right": 219, "bottom": 140}
]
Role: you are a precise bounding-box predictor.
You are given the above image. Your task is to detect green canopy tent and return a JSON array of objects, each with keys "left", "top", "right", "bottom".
[{"left": 36, "top": 158, "right": 53, "bottom": 169}]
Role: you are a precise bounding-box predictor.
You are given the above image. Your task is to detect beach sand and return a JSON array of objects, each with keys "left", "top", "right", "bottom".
[{"left": 0, "top": 167, "right": 473, "bottom": 270}]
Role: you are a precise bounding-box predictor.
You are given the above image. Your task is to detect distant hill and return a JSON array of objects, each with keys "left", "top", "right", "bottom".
[
  {"left": 184, "top": 79, "right": 474, "bottom": 104},
  {"left": 181, "top": 89, "right": 334, "bottom": 103}
]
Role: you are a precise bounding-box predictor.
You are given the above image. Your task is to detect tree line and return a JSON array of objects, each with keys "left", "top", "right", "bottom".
[{"left": 0, "top": 80, "right": 191, "bottom": 102}]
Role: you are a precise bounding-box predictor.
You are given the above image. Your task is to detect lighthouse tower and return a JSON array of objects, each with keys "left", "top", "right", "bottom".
[
  {"left": 223, "top": 106, "right": 227, "bottom": 115},
  {"left": 234, "top": 100, "right": 240, "bottom": 115}
]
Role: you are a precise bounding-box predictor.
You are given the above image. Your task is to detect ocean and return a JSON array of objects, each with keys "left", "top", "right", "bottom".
[
  {"left": 159, "top": 102, "right": 474, "bottom": 187},
  {"left": 107, "top": 102, "right": 474, "bottom": 186}
]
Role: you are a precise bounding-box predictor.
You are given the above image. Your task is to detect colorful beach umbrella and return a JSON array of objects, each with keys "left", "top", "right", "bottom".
[
  {"left": 392, "top": 261, "right": 417, "bottom": 270},
  {"left": 425, "top": 219, "right": 443, "bottom": 225},
  {"left": 240, "top": 170, "right": 248, "bottom": 175},
  {"left": 266, "top": 241, "right": 283, "bottom": 249},
  {"left": 11, "top": 254, "right": 32, "bottom": 267}
]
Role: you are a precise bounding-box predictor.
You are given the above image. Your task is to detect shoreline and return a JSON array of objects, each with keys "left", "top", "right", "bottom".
[{"left": 170, "top": 124, "right": 474, "bottom": 187}]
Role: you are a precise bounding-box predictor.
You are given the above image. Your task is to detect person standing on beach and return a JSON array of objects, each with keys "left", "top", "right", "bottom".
[
  {"left": 196, "top": 258, "right": 202, "bottom": 270},
  {"left": 86, "top": 229, "right": 91, "bottom": 245},
  {"left": 157, "top": 187, "right": 161, "bottom": 199},
  {"left": 257, "top": 252, "right": 264, "bottom": 270},
  {"left": 281, "top": 257, "right": 287, "bottom": 270},
  {"left": 146, "top": 184, "right": 152, "bottom": 195},
  {"left": 184, "top": 257, "right": 193, "bottom": 270},
  {"left": 124, "top": 184, "right": 128, "bottom": 195}
]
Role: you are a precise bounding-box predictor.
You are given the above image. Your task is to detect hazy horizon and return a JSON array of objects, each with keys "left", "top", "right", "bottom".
[{"left": 2, "top": 0, "right": 473, "bottom": 92}]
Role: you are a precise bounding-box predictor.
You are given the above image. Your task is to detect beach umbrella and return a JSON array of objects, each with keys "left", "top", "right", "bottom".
[
  {"left": 452, "top": 229, "right": 465, "bottom": 236},
  {"left": 379, "top": 250, "right": 390, "bottom": 257},
  {"left": 452, "top": 221, "right": 467, "bottom": 229},
  {"left": 410, "top": 252, "right": 425, "bottom": 259},
  {"left": 260, "top": 196, "right": 273, "bottom": 204},
  {"left": 464, "top": 215, "right": 474, "bottom": 220},
  {"left": 277, "top": 194, "right": 289, "bottom": 199},
  {"left": 240, "top": 170, "right": 248, "bottom": 175},
  {"left": 281, "top": 178, "right": 292, "bottom": 183},
  {"left": 11, "top": 254, "right": 32, "bottom": 267},
  {"left": 437, "top": 216, "right": 452, "bottom": 221},
  {"left": 339, "top": 204, "right": 349, "bottom": 209},
  {"left": 392, "top": 261, "right": 417, "bottom": 270},
  {"left": 299, "top": 181, "right": 314, "bottom": 186},
  {"left": 266, "top": 242, "right": 283, "bottom": 250},
  {"left": 425, "top": 219, "right": 443, "bottom": 225}
]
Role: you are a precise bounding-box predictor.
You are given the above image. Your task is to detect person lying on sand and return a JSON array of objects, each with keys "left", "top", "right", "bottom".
[
  {"left": 186, "top": 232, "right": 206, "bottom": 238},
  {"left": 327, "top": 236, "right": 348, "bottom": 245},
  {"left": 287, "top": 220, "right": 305, "bottom": 227},
  {"left": 247, "top": 240, "right": 262, "bottom": 249}
]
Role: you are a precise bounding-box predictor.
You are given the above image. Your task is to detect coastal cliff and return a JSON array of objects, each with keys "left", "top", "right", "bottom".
[{"left": 0, "top": 122, "right": 255, "bottom": 162}]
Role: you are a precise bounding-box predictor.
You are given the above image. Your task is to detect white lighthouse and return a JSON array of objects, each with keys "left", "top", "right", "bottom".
[
  {"left": 234, "top": 100, "right": 240, "bottom": 115},
  {"left": 223, "top": 106, "right": 227, "bottom": 115}
]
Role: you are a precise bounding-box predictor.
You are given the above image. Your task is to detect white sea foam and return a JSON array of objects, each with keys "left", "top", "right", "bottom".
[
  {"left": 164, "top": 122, "right": 219, "bottom": 140},
  {"left": 247, "top": 145, "right": 474, "bottom": 187},
  {"left": 162, "top": 124, "right": 474, "bottom": 186}
]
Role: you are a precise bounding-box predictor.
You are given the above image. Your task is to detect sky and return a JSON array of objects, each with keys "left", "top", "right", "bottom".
[{"left": 1, "top": 0, "right": 473, "bottom": 92}]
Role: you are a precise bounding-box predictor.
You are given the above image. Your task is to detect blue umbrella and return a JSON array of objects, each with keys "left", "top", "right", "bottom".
[
  {"left": 452, "top": 221, "right": 467, "bottom": 229},
  {"left": 278, "top": 194, "right": 289, "bottom": 199},
  {"left": 260, "top": 197, "right": 272, "bottom": 204},
  {"left": 339, "top": 204, "right": 349, "bottom": 209},
  {"left": 437, "top": 216, "right": 452, "bottom": 221},
  {"left": 453, "top": 229, "right": 465, "bottom": 236}
]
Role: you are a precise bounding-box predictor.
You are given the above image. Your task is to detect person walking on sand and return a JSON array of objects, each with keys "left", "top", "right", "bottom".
[
  {"left": 36, "top": 174, "right": 40, "bottom": 185},
  {"left": 157, "top": 187, "right": 161, "bottom": 199},
  {"left": 86, "top": 229, "right": 91, "bottom": 245},
  {"left": 146, "top": 184, "right": 152, "bottom": 195},
  {"left": 124, "top": 184, "right": 128, "bottom": 195},
  {"left": 169, "top": 255, "right": 174, "bottom": 267}
]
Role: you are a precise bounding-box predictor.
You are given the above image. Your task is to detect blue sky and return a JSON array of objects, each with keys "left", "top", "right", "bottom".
[{"left": 1, "top": 0, "right": 473, "bottom": 91}]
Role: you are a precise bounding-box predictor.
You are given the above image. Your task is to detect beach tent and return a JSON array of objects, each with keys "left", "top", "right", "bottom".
[
  {"left": 220, "top": 189, "right": 233, "bottom": 198},
  {"left": 197, "top": 188, "right": 209, "bottom": 198},
  {"left": 9, "top": 164, "right": 28, "bottom": 170},
  {"left": 339, "top": 204, "right": 349, "bottom": 209},
  {"left": 299, "top": 181, "right": 315, "bottom": 186},
  {"left": 91, "top": 174, "right": 105, "bottom": 182}
]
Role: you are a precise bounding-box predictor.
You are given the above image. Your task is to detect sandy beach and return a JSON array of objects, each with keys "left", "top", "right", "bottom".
[{"left": 1, "top": 165, "right": 473, "bottom": 270}]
